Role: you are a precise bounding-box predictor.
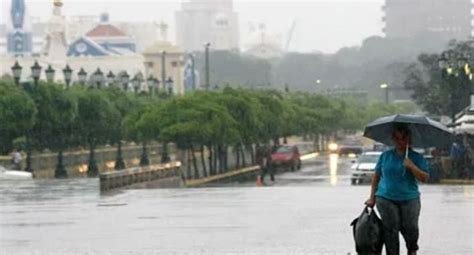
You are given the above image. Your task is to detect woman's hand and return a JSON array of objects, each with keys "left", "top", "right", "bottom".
[
  {"left": 365, "top": 197, "right": 376, "bottom": 208},
  {"left": 404, "top": 158, "right": 416, "bottom": 170}
]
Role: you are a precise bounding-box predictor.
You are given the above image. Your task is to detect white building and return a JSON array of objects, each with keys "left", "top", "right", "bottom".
[{"left": 175, "top": 0, "right": 239, "bottom": 52}]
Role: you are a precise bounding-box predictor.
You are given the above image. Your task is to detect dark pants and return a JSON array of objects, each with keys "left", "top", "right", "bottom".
[
  {"left": 376, "top": 196, "right": 421, "bottom": 255},
  {"left": 260, "top": 164, "right": 274, "bottom": 182}
]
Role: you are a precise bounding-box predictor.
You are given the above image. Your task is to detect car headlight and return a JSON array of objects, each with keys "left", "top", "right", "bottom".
[{"left": 328, "top": 143, "right": 338, "bottom": 152}]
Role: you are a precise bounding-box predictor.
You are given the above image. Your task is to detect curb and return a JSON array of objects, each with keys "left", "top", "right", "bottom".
[{"left": 439, "top": 179, "right": 474, "bottom": 185}]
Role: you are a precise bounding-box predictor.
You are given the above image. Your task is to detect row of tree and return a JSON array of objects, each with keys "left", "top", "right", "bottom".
[{"left": 0, "top": 78, "right": 415, "bottom": 178}]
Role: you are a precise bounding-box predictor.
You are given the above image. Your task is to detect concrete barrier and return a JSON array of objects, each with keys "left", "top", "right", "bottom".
[
  {"left": 185, "top": 165, "right": 261, "bottom": 188},
  {"left": 100, "top": 161, "right": 182, "bottom": 192}
]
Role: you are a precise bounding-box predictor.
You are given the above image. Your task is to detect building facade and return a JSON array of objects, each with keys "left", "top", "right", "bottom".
[
  {"left": 142, "top": 41, "right": 186, "bottom": 95},
  {"left": 175, "top": 0, "right": 239, "bottom": 52},
  {"left": 383, "top": 0, "right": 473, "bottom": 41},
  {"left": 67, "top": 13, "right": 136, "bottom": 57}
]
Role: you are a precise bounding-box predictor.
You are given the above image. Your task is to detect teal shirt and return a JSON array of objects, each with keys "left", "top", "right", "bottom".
[{"left": 375, "top": 148, "right": 429, "bottom": 201}]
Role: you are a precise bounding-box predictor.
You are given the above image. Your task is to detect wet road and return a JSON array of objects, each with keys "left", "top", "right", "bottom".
[{"left": 0, "top": 155, "right": 473, "bottom": 254}]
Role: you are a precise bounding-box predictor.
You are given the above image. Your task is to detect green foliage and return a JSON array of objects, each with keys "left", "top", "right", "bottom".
[
  {"left": 71, "top": 87, "right": 120, "bottom": 147},
  {"left": 404, "top": 40, "right": 473, "bottom": 117},
  {"left": 0, "top": 80, "right": 36, "bottom": 153},
  {"left": 30, "top": 82, "right": 77, "bottom": 151},
  {"left": 0, "top": 77, "right": 419, "bottom": 157}
]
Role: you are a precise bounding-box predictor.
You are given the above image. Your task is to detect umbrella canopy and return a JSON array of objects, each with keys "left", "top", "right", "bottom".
[{"left": 363, "top": 114, "right": 453, "bottom": 148}]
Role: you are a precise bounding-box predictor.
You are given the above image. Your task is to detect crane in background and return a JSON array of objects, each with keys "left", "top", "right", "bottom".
[{"left": 285, "top": 19, "right": 297, "bottom": 52}]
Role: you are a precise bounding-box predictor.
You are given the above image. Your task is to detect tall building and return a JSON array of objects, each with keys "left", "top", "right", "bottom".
[
  {"left": 382, "top": 0, "right": 473, "bottom": 41},
  {"left": 175, "top": 0, "right": 239, "bottom": 52},
  {"left": 6, "top": 0, "right": 33, "bottom": 56}
]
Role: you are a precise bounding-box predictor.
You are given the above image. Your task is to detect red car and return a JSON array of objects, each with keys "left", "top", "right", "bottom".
[{"left": 271, "top": 145, "right": 301, "bottom": 171}]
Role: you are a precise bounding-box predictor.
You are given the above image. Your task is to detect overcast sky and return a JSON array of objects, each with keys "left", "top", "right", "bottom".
[{"left": 0, "top": 0, "right": 385, "bottom": 53}]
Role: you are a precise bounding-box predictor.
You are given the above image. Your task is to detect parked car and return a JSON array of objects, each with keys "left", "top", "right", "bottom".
[
  {"left": 372, "top": 143, "right": 389, "bottom": 152},
  {"left": 338, "top": 145, "right": 363, "bottom": 157},
  {"left": 271, "top": 145, "right": 301, "bottom": 171},
  {"left": 350, "top": 151, "right": 382, "bottom": 185}
]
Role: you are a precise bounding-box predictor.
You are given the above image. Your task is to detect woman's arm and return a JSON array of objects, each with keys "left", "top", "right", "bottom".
[
  {"left": 404, "top": 158, "right": 430, "bottom": 183},
  {"left": 366, "top": 172, "right": 381, "bottom": 207}
]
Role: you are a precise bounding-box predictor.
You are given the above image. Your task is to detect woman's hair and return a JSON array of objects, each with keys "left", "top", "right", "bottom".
[{"left": 392, "top": 123, "right": 411, "bottom": 138}]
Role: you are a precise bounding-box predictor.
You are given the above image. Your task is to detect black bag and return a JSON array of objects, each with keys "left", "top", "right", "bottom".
[{"left": 350, "top": 206, "right": 384, "bottom": 255}]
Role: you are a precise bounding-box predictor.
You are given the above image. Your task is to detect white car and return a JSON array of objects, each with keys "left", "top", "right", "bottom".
[
  {"left": 350, "top": 151, "right": 382, "bottom": 185},
  {"left": 0, "top": 165, "right": 33, "bottom": 179}
]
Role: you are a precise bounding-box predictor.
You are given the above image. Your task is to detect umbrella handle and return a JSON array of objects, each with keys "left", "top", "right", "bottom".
[{"left": 403, "top": 143, "right": 409, "bottom": 177}]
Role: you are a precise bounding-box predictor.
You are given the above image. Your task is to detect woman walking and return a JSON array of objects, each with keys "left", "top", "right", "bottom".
[{"left": 366, "top": 124, "right": 429, "bottom": 255}]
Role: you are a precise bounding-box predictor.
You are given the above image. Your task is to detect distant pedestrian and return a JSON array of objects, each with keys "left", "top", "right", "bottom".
[
  {"left": 365, "top": 124, "right": 429, "bottom": 255},
  {"left": 260, "top": 145, "right": 275, "bottom": 183},
  {"left": 11, "top": 149, "right": 22, "bottom": 170}
]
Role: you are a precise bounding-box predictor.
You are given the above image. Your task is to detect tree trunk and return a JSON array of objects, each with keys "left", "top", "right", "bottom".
[
  {"left": 200, "top": 145, "right": 208, "bottom": 177},
  {"left": 139, "top": 141, "right": 150, "bottom": 166},
  {"left": 240, "top": 144, "right": 247, "bottom": 167},
  {"left": 213, "top": 144, "right": 218, "bottom": 173},
  {"left": 186, "top": 149, "right": 192, "bottom": 179},
  {"left": 224, "top": 145, "right": 229, "bottom": 171},
  {"left": 190, "top": 145, "right": 199, "bottom": 179},
  {"left": 236, "top": 146, "right": 240, "bottom": 169},
  {"left": 207, "top": 145, "right": 214, "bottom": 176},
  {"left": 249, "top": 145, "right": 255, "bottom": 165}
]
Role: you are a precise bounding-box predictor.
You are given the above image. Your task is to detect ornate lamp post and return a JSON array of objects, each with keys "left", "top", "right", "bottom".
[
  {"left": 62, "top": 65, "right": 73, "bottom": 89},
  {"left": 131, "top": 74, "right": 141, "bottom": 94},
  {"left": 24, "top": 61, "right": 42, "bottom": 173},
  {"left": 11, "top": 61, "right": 22, "bottom": 85},
  {"left": 93, "top": 68, "right": 104, "bottom": 88},
  {"left": 77, "top": 68, "right": 87, "bottom": 86},
  {"left": 147, "top": 75, "right": 157, "bottom": 95},
  {"left": 106, "top": 71, "right": 115, "bottom": 87},
  {"left": 121, "top": 71, "right": 130, "bottom": 91},
  {"left": 166, "top": 77, "right": 174, "bottom": 95},
  {"left": 31, "top": 61, "right": 42, "bottom": 86},
  {"left": 45, "top": 65, "right": 55, "bottom": 83}
]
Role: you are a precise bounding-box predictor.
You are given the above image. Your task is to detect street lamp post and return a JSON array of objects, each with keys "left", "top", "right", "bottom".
[
  {"left": 77, "top": 68, "right": 87, "bottom": 86},
  {"left": 204, "top": 42, "right": 211, "bottom": 90},
  {"left": 45, "top": 65, "right": 55, "bottom": 83},
  {"left": 31, "top": 61, "right": 42, "bottom": 86},
  {"left": 161, "top": 50, "right": 167, "bottom": 92},
  {"left": 189, "top": 54, "right": 196, "bottom": 90},
  {"left": 24, "top": 61, "right": 42, "bottom": 174},
  {"left": 93, "top": 68, "right": 104, "bottom": 88},
  {"left": 121, "top": 71, "right": 130, "bottom": 91},
  {"left": 106, "top": 71, "right": 115, "bottom": 87},
  {"left": 380, "top": 83, "right": 389, "bottom": 104},
  {"left": 166, "top": 77, "right": 174, "bottom": 95},
  {"left": 131, "top": 74, "right": 141, "bottom": 94},
  {"left": 438, "top": 52, "right": 472, "bottom": 123},
  {"left": 147, "top": 75, "right": 157, "bottom": 95},
  {"left": 62, "top": 65, "right": 73, "bottom": 89},
  {"left": 11, "top": 61, "right": 22, "bottom": 85}
]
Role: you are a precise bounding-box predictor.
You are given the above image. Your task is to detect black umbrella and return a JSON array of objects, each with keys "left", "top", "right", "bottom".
[{"left": 363, "top": 114, "right": 453, "bottom": 148}]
